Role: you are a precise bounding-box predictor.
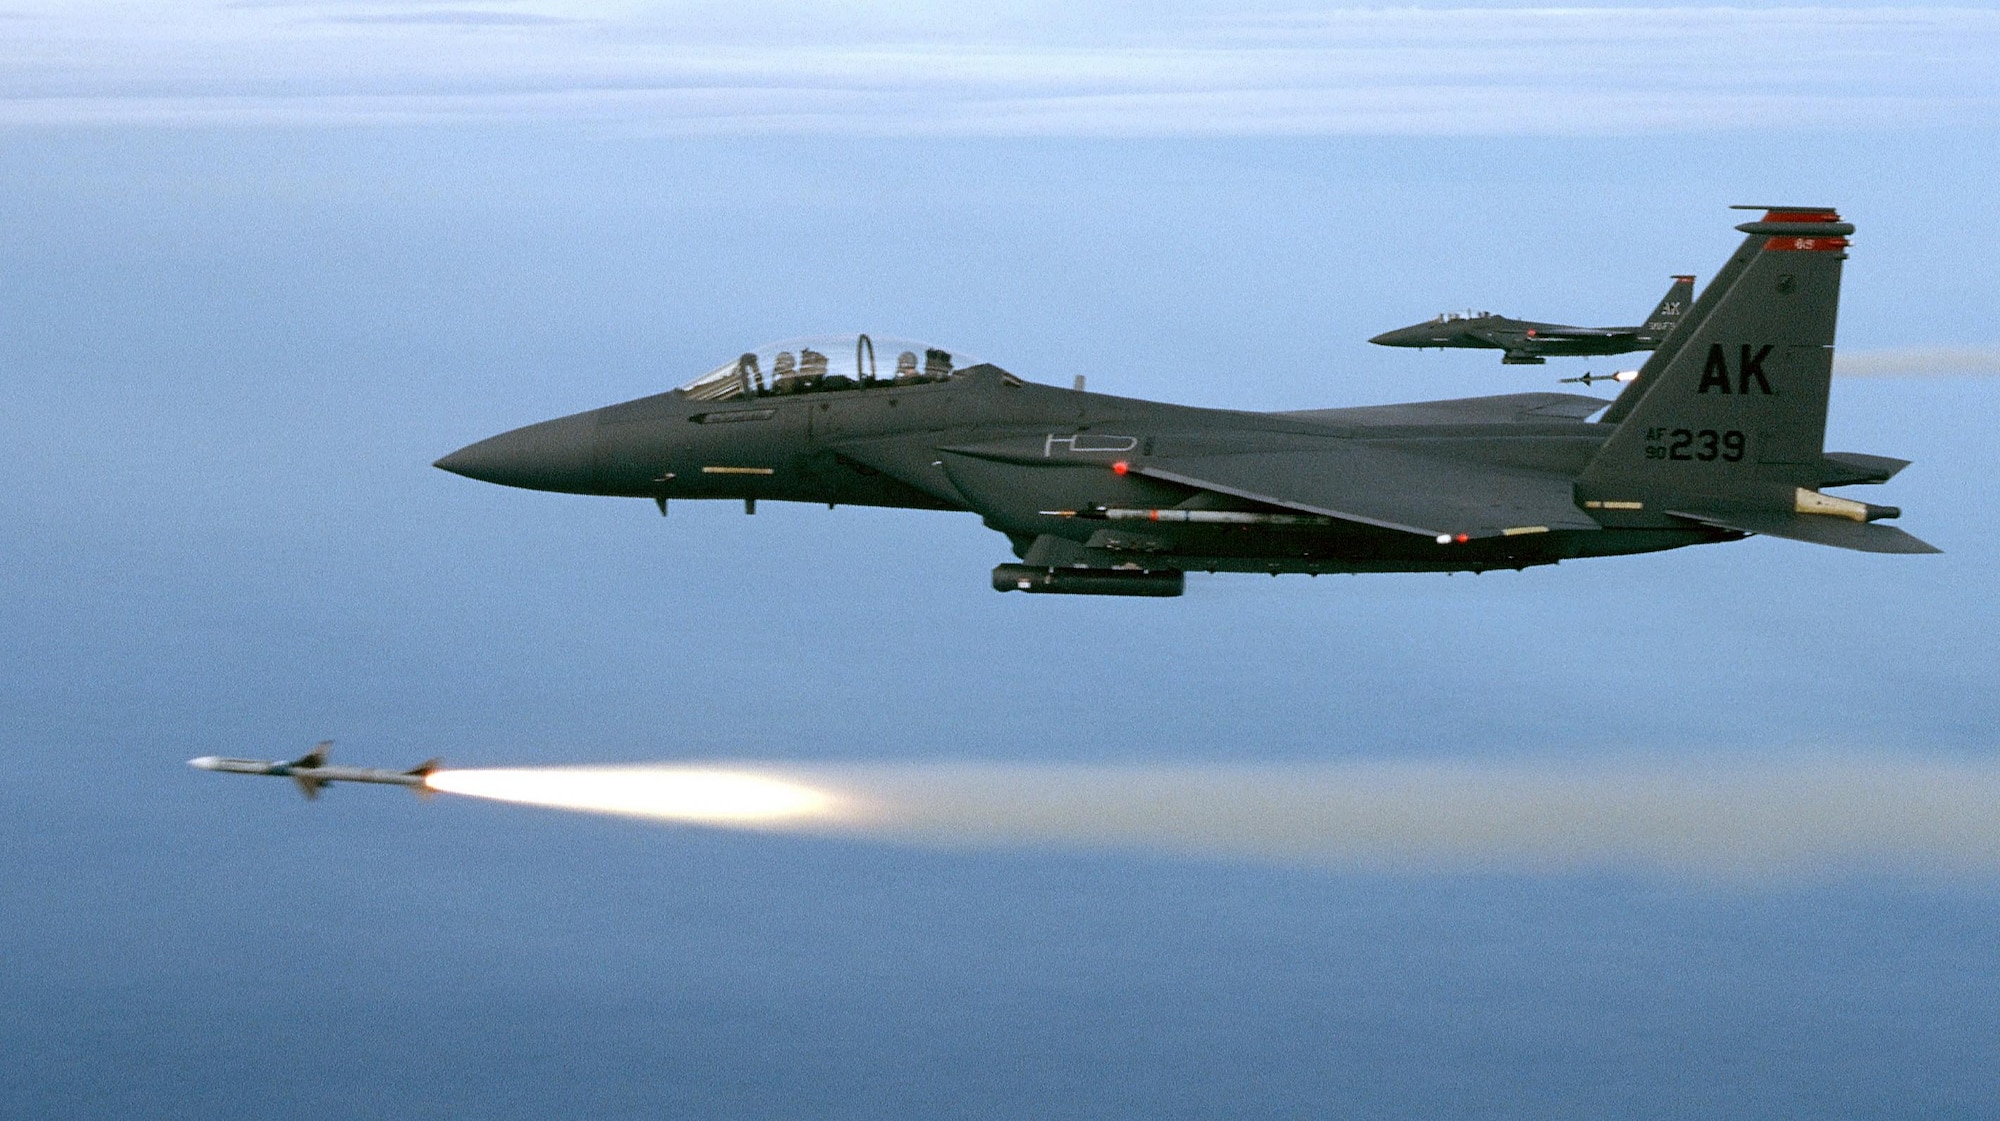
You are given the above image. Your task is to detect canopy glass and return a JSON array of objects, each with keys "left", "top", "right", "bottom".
[{"left": 678, "top": 334, "right": 981, "bottom": 402}]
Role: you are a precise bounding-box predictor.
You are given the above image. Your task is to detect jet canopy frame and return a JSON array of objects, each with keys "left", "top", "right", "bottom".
[{"left": 678, "top": 334, "right": 980, "bottom": 402}]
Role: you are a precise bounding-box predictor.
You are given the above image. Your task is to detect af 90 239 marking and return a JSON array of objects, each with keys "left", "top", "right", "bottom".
[{"left": 1645, "top": 428, "right": 1745, "bottom": 462}]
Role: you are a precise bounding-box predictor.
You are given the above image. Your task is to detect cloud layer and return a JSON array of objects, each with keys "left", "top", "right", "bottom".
[{"left": 2, "top": 4, "right": 1997, "bottom": 133}]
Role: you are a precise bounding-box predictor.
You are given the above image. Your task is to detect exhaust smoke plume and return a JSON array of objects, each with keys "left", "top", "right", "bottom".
[
  {"left": 1835, "top": 346, "right": 2000, "bottom": 378},
  {"left": 425, "top": 757, "right": 2000, "bottom": 878}
]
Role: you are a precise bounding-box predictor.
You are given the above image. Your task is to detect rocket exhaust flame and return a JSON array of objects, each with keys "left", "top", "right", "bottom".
[
  {"left": 423, "top": 768, "right": 841, "bottom": 825},
  {"left": 419, "top": 757, "right": 2000, "bottom": 878}
]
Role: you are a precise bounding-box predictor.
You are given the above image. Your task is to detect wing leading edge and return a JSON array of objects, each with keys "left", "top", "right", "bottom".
[{"left": 1277, "top": 391, "right": 1611, "bottom": 427}]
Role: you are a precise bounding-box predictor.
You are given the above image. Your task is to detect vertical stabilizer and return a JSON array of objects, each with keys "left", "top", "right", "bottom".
[
  {"left": 1639, "top": 275, "right": 1695, "bottom": 343},
  {"left": 1579, "top": 208, "right": 1850, "bottom": 508},
  {"left": 1600, "top": 244, "right": 1764, "bottom": 425}
]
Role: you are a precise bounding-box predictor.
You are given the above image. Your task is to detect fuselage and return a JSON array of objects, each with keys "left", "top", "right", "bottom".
[
  {"left": 1369, "top": 315, "right": 1653, "bottom": 359},
  {"left": 437, "top": 365, "right": 1721, "bottom": 575},
  {"left": 433, "top": 219, "right": 1925, "bottom": 590}
]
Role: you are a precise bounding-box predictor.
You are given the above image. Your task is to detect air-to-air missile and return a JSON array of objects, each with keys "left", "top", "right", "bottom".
[
  {"left": 434, "top": 208, "right": 1934, "bottom": 597},
  {"left": 188, "top": 742, "right": 439, "bottom": 799}
]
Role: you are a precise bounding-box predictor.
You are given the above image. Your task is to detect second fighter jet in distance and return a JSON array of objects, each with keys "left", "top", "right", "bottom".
[
  {"left": 1370, "top": 275, "right": 1694, "bottom": 365},
  {"left": 436, "top": 209, "right": 1933, "bottom": 598}
]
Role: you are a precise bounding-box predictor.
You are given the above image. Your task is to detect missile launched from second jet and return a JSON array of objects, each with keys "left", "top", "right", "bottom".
[{"left": 188, "top": 742, "right": 439, "bottom": 800}]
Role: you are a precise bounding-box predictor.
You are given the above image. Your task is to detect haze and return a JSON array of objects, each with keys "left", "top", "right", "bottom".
[{"left": 4, "top": 4, "right": 1999, "bottom": 1117}]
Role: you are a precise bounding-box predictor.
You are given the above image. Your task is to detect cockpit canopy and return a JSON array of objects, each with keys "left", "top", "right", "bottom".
[{"left": 677, "top": 334, "right": 982, "bottom": 402}]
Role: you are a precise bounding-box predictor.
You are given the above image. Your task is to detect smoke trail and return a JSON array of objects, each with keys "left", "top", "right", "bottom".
[
  {"left": 1835, "top": 346, "right": 2000, "bottom": 378},
  {"left": 426, "top": 757, "right": 2000, "bottom": 878}
]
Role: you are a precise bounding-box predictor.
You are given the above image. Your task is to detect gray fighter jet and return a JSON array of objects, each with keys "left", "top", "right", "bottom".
[
  {"left": 1371, "top": 275, "right": 1694, "bottom": 364},
  {"left": 189, "top": 743, "right": 439, "bottom": 799},
  {"left": 436, "top": 208, "right": 1933, "bottom": 598}
]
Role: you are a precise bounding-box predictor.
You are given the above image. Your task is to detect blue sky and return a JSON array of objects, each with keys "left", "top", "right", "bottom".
[{"left": 4, "top": 6, "right": 2000, "bottom": 1118}]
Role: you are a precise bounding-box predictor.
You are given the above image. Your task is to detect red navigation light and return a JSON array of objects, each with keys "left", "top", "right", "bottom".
[
  {"left": 1455, "top": 533, "right": 1470, "bottom": 543},
  {"left": 1112, "top": 461, "right": 1129, "bottom": 475}
]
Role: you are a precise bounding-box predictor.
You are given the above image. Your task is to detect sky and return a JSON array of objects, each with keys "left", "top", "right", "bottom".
[
  {"left": 5, "top": 4, "right": 2000, "bottom": 1118},
  {"left": 5, "top": 2, "right": 2000, "bottom": 133}
]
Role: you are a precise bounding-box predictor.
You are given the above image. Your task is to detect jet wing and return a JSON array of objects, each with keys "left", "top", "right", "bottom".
[
  {"left": 1278, "top": 392, "right": 1611, "bottom": 427},
  {"left": 1138, "top": 441, "right": 1602, "bottom": 540}
]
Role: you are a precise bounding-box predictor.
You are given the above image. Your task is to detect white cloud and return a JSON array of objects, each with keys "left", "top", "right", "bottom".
[
  {"left": 1836, "top": 346, "right": 2000, "bottom": 378},
  {"left": 0, "top": 4, "right": 1996, "bottom": 133}
]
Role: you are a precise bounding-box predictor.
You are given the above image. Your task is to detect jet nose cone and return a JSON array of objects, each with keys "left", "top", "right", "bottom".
[
  {"left": 188, "top": 756, "right": 223, "bottom": 771},
  {"left": 435, "top": 411, "right": 604, "bottom": 493},
  {"left": 1369, "top": 326, "right": 1420, "bottom": 347}
]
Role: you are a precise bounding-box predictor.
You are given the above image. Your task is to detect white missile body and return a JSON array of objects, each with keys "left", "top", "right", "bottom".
[{"left": 188, "top": 742, "right": 438, "bottom": 800}]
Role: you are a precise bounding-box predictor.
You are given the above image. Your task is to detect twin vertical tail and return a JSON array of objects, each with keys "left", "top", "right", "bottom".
[{"left": 1579, "top": 208, "right": 1936, "bottom": 554}]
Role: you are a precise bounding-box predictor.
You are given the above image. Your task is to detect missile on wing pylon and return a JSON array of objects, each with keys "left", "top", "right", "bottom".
[{"left": 188, "top": 741, "right": 440, "bottom": 800}]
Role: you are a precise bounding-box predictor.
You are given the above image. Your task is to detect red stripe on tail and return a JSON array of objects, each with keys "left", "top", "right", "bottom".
[{"left": 1764, "top": 236, "right": 1848, "bottom": 252}]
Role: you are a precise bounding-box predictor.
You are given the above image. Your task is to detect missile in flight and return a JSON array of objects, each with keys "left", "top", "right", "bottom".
[{"left": 188, "top": 741, "right": 439, "bottom": 800}]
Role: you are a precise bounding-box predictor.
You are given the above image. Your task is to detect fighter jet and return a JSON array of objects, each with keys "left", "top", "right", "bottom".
[
  {"left": 1370, "top": 275, "right": 1694, "bottom": 364},
  {"left": 436, "top": 208, "right": 1934, "bottom": 598},
  {"left": 189, "top": 742, "right": 439, "bottom": 799}
]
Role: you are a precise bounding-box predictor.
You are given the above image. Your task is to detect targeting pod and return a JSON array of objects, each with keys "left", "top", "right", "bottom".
[{"left": 992, "top": 564, "right": 1185, "bottom": 597}]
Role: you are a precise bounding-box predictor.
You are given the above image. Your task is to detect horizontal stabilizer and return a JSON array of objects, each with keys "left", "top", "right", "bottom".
[
  {"left": 1821, "top": 451, "right": 1911, "bottom": 487},
  {"left": 1669, "top": 508, "right": 1939, "bottom": 554}
]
